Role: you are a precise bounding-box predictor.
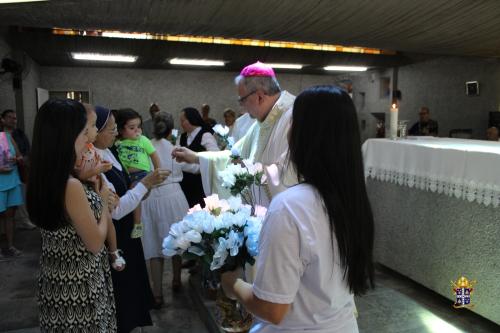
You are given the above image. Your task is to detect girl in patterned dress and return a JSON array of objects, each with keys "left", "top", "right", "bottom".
[{"left": 27, "top": 99, "right": 117, "bottom": 332}]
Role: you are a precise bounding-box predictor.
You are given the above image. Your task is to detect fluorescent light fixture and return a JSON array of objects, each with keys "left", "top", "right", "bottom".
[
  {"left": 54, "top": 29, "right": 396, "bottom": 56},
  {"left": 0, "top": 0, "right": 48, "bottom": 3},
  {"left": 266, "top": 63, "right": 303, "bottom": 70},
  {"left": 101, "top": 31, "right": 152, "bottom": 40},
  {"left": 324, "top": 65, "right": 368, "bottom": 71},
  {"left": 71, "top": 53, "right": 137, "bottom": 63},
  {"left": 169, "top": 58, "right": 225, "bottom": 66}
]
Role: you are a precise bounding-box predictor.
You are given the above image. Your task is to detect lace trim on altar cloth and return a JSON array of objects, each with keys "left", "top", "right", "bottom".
[{"left": 365, "top": 167, "right": 500, "bottom": 208}]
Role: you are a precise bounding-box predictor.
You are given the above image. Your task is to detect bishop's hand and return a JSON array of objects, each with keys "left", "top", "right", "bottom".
[{"left": 172, "top": 147, "right": 199, "bottom": 164}]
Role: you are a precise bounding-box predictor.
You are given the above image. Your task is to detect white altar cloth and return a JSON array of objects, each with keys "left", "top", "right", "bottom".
[{"left": 362, "top": 137, "right": 500, "bottom": 207}]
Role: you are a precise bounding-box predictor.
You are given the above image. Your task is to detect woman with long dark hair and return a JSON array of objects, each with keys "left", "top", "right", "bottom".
[
  {"left": 28, "top": 99, "right": 116, "bottom": 332},
  {"left": 178, "top": 107, "right": 219, "bottom": 207},
  {"left": 221, "top": 86, "right": 374, "bottom": 332}
]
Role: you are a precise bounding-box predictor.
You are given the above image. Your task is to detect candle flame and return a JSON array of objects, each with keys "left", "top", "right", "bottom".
[{"left": 392, "top": 103, "right": 397, "bottom": 108}]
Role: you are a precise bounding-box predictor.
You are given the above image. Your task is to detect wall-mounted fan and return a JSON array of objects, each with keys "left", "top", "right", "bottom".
[{"left": 0, "top": 53, "right": 31, "bottom": 88}]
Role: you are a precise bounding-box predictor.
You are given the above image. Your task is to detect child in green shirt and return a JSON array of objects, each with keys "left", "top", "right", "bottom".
[{"left": 115, "top": 109, "right": 160, "bottom": 238}]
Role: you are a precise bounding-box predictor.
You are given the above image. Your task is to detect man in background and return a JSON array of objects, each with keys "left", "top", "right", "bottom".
[
  {"left": 223, "top": 108, "right": 236, "bottom": 136},
  {"left": 201, "top": 104, "right": 217, "bottom": 128},
  {"left": 409, "top": 106, "right": 438, "bottom": 136},
  {"left": 142, "top": 103, "right": 160, "bottom": 139}
]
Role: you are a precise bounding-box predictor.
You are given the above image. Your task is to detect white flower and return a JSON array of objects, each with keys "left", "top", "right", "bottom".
[
  {"left": 239, "top": 205, "right": 252, "bottom": 216},
  {"left": 213, "top": 216, "right": 226, "bottom": 230},
  {"left": 175, "top": 236, "right": 191, "bottom": 250},
  {"left": 184, "top": 214, "right": 204, "bottom": 233},
  {"left": 226, "top": 230, "right": 244, "bottom": 256},
  {"left": 230, "top": 146, "right": 241, "bottom": 157},
  {"left": 211, "top": 237, "right": 229, "bottom": 270},
  {"left": 169, "top": 222, "right": 185, "bottom": 238},
  {"left": 245, "top": 233, "right": 259, "bottom": 256},
  {"left": 219, "top": 199, "right": 230, "bottom": 213},
  {"left": 218, "top": 162, "right": 253, "bottom": 189},
  {"left": 184, "top": 230, "right": 202, "bottom": 243},
  {"left": 162, "top": 235, "right": 176, "bottom": 250},
  {"left": 213, "top": 124, "right": 230, "bottom": 136},
  {"left": 244, "top": 216, "right": 263, "bottom": 237},
  {"left": 231, "top": 210, "right": 249, "bottom": 227},
  {"left": 219, "top": 171, "right": 236, "bottom": 188},
  {"left": 227, "top": 196, "right": 242, "bottom": 211},
  {"left": 203, "top": 217, "right": 215, "bottom": 234}
]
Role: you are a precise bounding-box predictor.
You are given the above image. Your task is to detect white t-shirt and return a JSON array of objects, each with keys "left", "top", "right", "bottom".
[{"left": 251, "top": 183, "right": 358, "bottom": 333}]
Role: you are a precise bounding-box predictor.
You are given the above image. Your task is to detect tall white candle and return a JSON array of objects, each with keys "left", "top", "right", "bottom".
[{"left": 390, "top": 104, "right": 398, "bottom": 139}]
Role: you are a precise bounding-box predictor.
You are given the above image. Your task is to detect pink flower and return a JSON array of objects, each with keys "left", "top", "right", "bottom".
[{"left": 254, "top": 205, "right": 267, "bottom": 218}]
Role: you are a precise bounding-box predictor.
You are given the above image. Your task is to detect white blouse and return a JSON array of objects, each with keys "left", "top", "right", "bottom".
[
  {"left": 251, "top": 183, "right": 358, "bottom": 333},
  {"left": 184, "top": 126, "right": 220, "bottom": 152},
  {"left": 95, "top": 147, "right": 148, "bottom": 220}
]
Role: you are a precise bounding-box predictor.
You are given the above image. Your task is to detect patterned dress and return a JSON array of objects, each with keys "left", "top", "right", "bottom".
[{"left": 38, "top": 185, "right": 116, "bottom": 332}]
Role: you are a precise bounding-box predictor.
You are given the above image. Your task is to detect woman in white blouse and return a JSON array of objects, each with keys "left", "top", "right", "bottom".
[
  {"left": 221, "top": 86, "right": 375, "bottom": 333},
  {"left": 141, "top": 111, "right": 191, "bottom": 305},
  {"left": 93, "top": 106, "right": 169, "bottom": 332}
]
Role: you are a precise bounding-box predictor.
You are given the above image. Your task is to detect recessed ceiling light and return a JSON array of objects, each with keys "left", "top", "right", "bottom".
[
  {"left": 71, "top": 53, "right": 137, "bottom": 63},
  {"left": 266, "top": 63, "right": 303, "bottom": 70},
  {"left": 0, "top": 0, "right": 48, "bottom": 3},
  {"left": 323, "top": 65, "right": 368, "bottom": 72},
  {"left": 168, "top": 58, "right": 225, "bottom": 66}
]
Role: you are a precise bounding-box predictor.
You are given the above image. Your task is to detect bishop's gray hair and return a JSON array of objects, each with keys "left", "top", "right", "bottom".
[{"left": 234, "top": 75, "right": 281, "bottom": 96}]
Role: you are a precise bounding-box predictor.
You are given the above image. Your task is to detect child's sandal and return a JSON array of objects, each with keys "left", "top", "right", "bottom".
[{"left": 110, "top": 250, "right": 126, "bottom": 271}]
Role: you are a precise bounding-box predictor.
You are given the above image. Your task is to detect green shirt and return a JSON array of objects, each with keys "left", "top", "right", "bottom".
[{"left": 116, "top": 135, "right": 156, "bottom": 172}]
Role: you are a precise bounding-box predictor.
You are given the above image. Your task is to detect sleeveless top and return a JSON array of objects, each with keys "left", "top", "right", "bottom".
[{"left": 38, "top": 184, "right": 116, "bottom": 332}]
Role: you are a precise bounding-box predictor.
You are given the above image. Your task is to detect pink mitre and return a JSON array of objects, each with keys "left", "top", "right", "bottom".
[{"left": 240, "top": 61, "right": 276, "bottom": 77}]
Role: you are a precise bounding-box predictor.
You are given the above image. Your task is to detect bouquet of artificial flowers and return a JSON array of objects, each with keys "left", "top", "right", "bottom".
[
  {"left": 218, "top": 159, "right": 267, "bottom": 208},
  {"left": 212, "top": 124, "right": 235, "bottom": 150},
  {"left": 162, "top": 194, "right": 265, "bottom": 272}
]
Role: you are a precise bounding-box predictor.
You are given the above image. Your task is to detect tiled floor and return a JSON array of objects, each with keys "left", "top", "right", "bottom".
[
  {"left": 1, "top": 229, "right": 498, "bottom": 333},
  {"left": 0, "top": 228, "right": 207, "bottom": 333},
  {"left": 355, "top": 267, "right": 499, "bottom": 333}
]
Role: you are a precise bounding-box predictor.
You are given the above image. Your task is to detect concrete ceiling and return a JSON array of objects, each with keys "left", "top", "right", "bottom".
[{"left": 1, "top": 0, "right": 499, "bottom": 71}]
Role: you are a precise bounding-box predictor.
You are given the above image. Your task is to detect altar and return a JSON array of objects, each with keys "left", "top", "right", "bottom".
[{"left": 362, "top": 137, "right": 500, "bottom": 325}]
